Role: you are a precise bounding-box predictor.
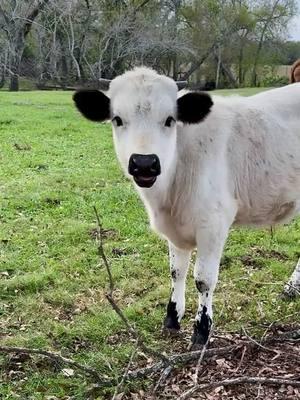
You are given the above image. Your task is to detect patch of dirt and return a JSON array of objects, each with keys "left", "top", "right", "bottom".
[
  {"left": 221, "top": 248, "right": 289, "bottom": 271},
  {"left": 112, "top": 248, "right": 128, "bottom": 257},
  {"left": 68, "top": 336, "right": 93, "bottom": 353},
  {"left": 106, "top": 330, "right": 131, "bottom": 346},
  {"left": 44, "top": 198, "right": 61, "bottom": 206},
  {"left": 0, "top": 119, "right": 13, "bottom": 126},
  {"left": 2, "top": 352, "right": 32, "bottom": 381},
  {"left": 35, "top": 164, "right": 49, "bottom": 171},
  {"left": 239, "top": 255, "right": 265, "bottom": 269},
  {"left": 14, "top": 143, "right": 31, "bottom": 151},
  {"left": 118, "top": 324, "right": 300, "bottom": 400},
  {"left": 239, "top": 247, "right": 289, "bottom": 269},
  {"left": 56, "top": 306, "right": 75, "bottom": 322},
  {"left": 251, "top": 247, "right": 289, "bottom": 261},
  {"left": 89, "top": 227, "right": 118, "bottom": 240},
  {"left": 220, "top": 255, "right": 233, "bottom": 269}
]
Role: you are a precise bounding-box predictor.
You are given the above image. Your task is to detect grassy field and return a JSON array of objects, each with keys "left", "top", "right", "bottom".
[{"left": 0, "top": 88, "right": 299, "bottom": 399}]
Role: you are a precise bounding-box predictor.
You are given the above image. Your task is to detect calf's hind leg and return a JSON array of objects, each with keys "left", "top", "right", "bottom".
[
  {"left": 284, "top": 258, "right": 300, "bottom": 297},
  {"left": 164, "top": 243, "right": 191, "bottom": 331}
]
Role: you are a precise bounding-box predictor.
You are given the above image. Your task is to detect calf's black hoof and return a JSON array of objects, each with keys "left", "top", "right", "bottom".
[
  {"left": 163, "top": 300, "right": 180, "bottom": 332},
  {"left": 191, "top": 320, "right": 210, "bottom": 345},
  {"left": 191, "top": 307, "right": 212, "bottom": 345},
  {"left": 163, "top": 316, "right": 180, "bottom": 331}
]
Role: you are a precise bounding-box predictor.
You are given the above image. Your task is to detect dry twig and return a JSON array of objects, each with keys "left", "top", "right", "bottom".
[
  {"left": 271, "top": 328, "right": 300, "bottom": 342},
  {"left": 235, "top": 345, "right": 247, "bottom": 373},
  {"left": 93, "top": 205, "right": 168, "bottom": 364},
  {"left": 89, "top": 343, "right": 242, "bottom": 391},
  {"left": 242, "top": 326, "right": 276, "bottom": 353},
  {"left": 93, "top": 205, "right": 114, "bottom": 295}
]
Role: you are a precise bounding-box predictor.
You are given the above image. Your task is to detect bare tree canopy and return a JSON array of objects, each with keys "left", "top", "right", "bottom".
[{"left": 0, "top": 0, "right": 299, "bottom": 90}]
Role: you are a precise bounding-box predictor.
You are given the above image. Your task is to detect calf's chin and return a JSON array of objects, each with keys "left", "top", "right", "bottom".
[{"left": 133, "top": 176, "right": 157, "bottom": 188}]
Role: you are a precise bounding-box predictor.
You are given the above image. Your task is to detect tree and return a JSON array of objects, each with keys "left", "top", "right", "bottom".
[
  {"left": 250, "top": 0, "right": 297, "bottom": 86},
  {"left": 0, "top": 0, "right": 298, "bottom": 90},
  {"left": 0, "top": 0, "right": 50, "bottom": 91}
]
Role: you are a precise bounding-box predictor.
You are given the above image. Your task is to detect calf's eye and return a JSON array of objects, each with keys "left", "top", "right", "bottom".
[
  {"left": 165, "top": 116, "right": 175, "bottom": 127},
  {"left": 113, "top": 116, "right": 123, "bottom": 126}
]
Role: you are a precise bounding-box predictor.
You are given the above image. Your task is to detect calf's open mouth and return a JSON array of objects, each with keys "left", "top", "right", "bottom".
[{"left": 133, "top": 175, "right": 157, "bottom": 188}]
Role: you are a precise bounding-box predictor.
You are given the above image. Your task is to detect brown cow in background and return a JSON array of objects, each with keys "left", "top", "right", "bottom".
[{"left": 290, "top": 59, "right": 300, "bottom": 83}]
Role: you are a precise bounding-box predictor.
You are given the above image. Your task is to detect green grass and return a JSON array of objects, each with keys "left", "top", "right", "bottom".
[
  {"left": 0, "top": 89, "right": 299, "bottom": 399},
  {"left": 213, "top": 87, "right": 270, "bottom": 96}
]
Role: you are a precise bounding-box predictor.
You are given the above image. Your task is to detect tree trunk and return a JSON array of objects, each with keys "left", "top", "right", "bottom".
[
  {"left": 74, "top": 48, "right": 86, "bottom": 82},
  {"left": 251, "top": 0, "right": 280, "bottom": 87},
  {"left": 251, "top": 34, "right": 264, "bottom": 87},
  {"left": 172, "top": 0, "right": 181, "bottom": 81},
  {"left": 60, "top": 54, "right": 69, "bottom": 86},
  {"left": 182, "top": 48, "right": 213, "bottom": 81},
  {"left": 10, "top": 74, "right": 19, "bottom": 91},
  {"left": 215, "top": 46, "right": 221, "bottom": 89},
  {"left": 4, "top": 0, "right": 50, "bottom": 91},
  {"left": 0, "top": 67, "right": 5, "bottom": 89},
  {"left": 238, "top": 43, "right": 244, "bottom": 86},
  {"left": 218, "top": 58, "right": 238, "bottom": 88},
  {"left": 57, "top": 30, "right": 69, "bottom": 86},
  {"left": 9, "top": 42, "right": 23, "bottom": 92},
  {"left": 172, "top": 55, "right": 178, "bottom": 81}
]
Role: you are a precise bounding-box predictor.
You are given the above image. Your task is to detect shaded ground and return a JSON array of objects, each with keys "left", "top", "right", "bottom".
[
  {"left": 111, "top": 324, "right": 300, "bottom": 400},
  {"left": 2, "top": 324, "right": 300, "bottom": 399}
]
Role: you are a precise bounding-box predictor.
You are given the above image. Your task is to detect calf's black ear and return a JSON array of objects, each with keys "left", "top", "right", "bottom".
[
  {"left": 177, "top": 92, "right": 213, "bottom": 124},
  {"left": 73, "top": 90, "right": 110, "bottom": 122}
]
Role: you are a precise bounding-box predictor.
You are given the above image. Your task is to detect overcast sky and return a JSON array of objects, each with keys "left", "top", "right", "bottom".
[{"left": 289, "top": 1, "right": 300, "bottom": 41}]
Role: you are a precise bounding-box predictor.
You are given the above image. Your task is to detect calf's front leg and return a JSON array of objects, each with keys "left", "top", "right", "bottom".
[
  {"left": 192, "top": 222, "right": 230, "bottom": 345},
  {"left": 164, "top": 242, "right": 191, "bottom": 331}
]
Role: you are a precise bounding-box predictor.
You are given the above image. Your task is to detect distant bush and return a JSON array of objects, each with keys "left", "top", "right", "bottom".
[{"left": 261, "top": 75, "right": 289, "bottom": 87}]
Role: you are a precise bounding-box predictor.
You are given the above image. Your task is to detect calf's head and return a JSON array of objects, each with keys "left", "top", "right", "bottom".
[{"left": 73, "top": 68, "right": 213, "bottom": 189}]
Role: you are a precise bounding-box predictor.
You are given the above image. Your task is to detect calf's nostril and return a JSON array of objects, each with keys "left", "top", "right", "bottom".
[
  {"left": 152, "top": 157, "right": 157, "bottom": 165},
  {"left": 132, "top": 157, "right": 139, "bottom": 167}
]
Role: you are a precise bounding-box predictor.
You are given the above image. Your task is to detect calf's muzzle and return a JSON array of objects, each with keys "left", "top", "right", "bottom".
[{"left": 128, "top": 153, "right": 161, "bottom": 188}]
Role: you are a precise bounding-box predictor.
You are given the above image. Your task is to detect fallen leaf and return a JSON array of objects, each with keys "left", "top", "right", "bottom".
[{"left": 61, "top": 368, "right": 74, "bottom": 377}]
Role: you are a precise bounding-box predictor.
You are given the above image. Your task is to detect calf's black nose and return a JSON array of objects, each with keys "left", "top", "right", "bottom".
[{"left": 128, "top": 154, "right": 161, "bottom": 177}]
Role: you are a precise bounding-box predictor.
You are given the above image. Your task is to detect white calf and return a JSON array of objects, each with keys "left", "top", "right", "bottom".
[{"left": 74, "top": 68, "right": 300, "bottom": 345}]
